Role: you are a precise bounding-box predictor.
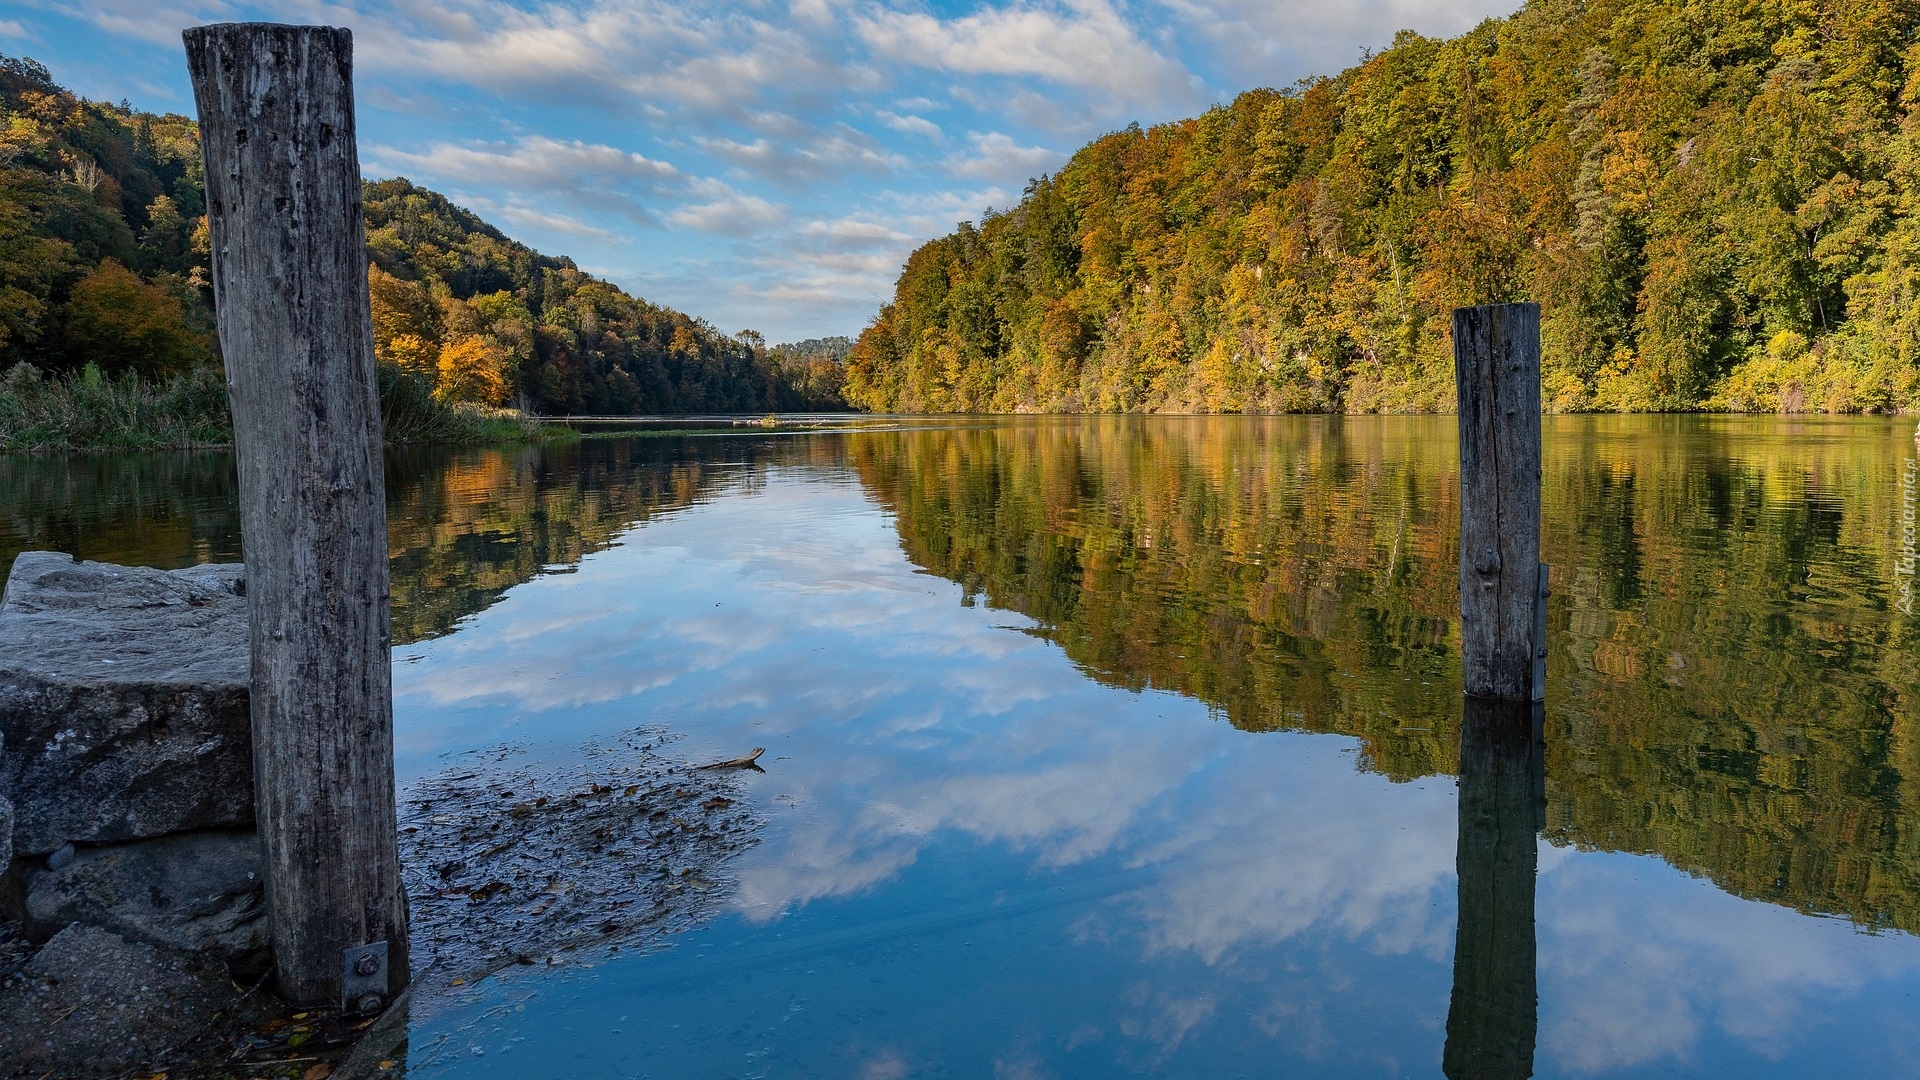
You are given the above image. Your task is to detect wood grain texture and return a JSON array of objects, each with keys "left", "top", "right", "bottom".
[
  {"left": 1443, "top": 697, "right": 1543, "bottom": 1080},
  {"left": 1455, "top": 303, "right": 1542, "bottom": 702},
  {"left": 184, "top": 23, "right": 408, "bottom": 1006}
]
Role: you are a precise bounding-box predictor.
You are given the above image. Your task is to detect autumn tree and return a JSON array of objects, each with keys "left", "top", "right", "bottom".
[{"left": 58, "top": 259, "right": 205, "bottom": 376}]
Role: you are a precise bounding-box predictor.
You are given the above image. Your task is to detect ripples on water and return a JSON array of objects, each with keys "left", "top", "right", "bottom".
[{"left": 4, "top": 416, "right": 1918, "bottom": 1078}]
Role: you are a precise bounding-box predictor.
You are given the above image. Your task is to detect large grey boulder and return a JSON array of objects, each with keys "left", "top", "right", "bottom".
[
  {"left": 0, "top": 551, "right": 252, "bottom": 855},
  {"left": 24, "top": 828, "right": 266, "bottom": 969},
  {"left": 0, "top": 923, "right": 244, "bottom": 1076}
]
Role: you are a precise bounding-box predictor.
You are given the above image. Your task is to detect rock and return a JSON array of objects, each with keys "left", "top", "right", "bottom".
[
  {"left": 25, "top": 829, "right": 267, "bottom": 970},
  {"left": 0, "top": 551, "right": 251, "bottom": 855},
  {"left": 45, "top": 841, "right": 72, "bottom": 871},
  {"left": 0, "top": 730, "right": 9, "bottom": 869},
  {"left": 0, "top": 727, "right": 10, "bottom": 871},
  {"left": 0, "top": 924, "right": 242, "bottom": 1076}
]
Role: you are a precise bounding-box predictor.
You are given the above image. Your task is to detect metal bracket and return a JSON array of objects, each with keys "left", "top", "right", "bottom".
[{"left": 342, "top": 940, "right": 389, "bottom": 1015}]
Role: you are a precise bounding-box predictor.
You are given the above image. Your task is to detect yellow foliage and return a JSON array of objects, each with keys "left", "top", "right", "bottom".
[
  {"left": 382, "top": 333, "right": 437, "bottom": 378},
  {"left": 435, "top": 336, "right": 510, "bottom": 407}
]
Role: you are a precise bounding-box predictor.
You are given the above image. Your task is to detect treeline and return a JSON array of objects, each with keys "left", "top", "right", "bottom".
[
  {"left": 0, "top": 54, "right": 846, "bottom": 419},
  {"left": 847, "top": 0, "right": 1920, "bottom": 414}
]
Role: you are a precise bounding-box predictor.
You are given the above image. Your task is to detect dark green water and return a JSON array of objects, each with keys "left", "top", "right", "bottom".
[{"left": 5, "top": 415, "right": 1918, "bottom": 1078}]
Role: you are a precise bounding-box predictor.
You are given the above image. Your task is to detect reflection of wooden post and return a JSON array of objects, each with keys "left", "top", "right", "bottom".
[
  {"left": 185, "top": 24, "right": 408, "bottom": 1009},
  {"left": 1444, "top": 697, "right": 1543, "bottom": 1080},
  {"left": 1456, "top": 303, "right": 1543, "bottom": 701}
]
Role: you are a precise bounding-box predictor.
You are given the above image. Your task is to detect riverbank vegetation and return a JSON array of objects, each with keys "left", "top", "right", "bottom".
[
  {"left": 0, "top": 53, "right": 846, "bottom": 450},
  {"left": 847, "top": 0, "right": 1920, "bottom": 414},
  {"left": 0, "top": 360, "right": 555, "bottom": 451}
]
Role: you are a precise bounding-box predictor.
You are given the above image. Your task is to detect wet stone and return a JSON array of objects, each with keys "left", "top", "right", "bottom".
[
  {"left": 0, "top": 551, "right": 252, "bottom": 855},
  {"left": 24, "top": 829, "right": 267, "bottom": 972}
]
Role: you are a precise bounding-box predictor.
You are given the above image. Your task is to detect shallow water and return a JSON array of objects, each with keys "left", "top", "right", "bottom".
[{"left": 6, "top": 415, "right": 1919, "bottom": 1078}]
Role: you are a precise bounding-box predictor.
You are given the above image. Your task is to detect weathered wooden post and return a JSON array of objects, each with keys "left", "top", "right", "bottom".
[
  {"left": 1448, "top": 302, "right": 1547, "bottom": 1076},
  {"left": 185, "top": 23, "right": 408, "bottom": 1009},
  {"left": 1455, "top": 303, "right": 1546, "bottom": 702}
]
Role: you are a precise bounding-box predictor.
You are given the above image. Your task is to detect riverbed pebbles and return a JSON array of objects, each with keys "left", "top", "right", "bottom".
[{"left": 399, "top": 728, "right": 764, "bottom": 989}]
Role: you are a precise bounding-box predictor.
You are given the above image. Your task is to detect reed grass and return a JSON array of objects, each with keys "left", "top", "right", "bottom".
[{"left": 1, "top": 362, "right": 572, "bottom": 452}]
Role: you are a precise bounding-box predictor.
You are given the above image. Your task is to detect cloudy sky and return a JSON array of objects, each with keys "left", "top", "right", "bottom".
[{"left": 3, "top": 0, "right": 1509, "bottom": 342}]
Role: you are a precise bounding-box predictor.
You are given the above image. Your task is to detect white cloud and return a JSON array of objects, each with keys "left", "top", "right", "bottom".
[
  {"left": 667, "top": 191, "right": 788, "bottom": 235},
  {"left": 368, "top": 135, "right": 682, "bottom": 228},
  {"left": 854, "top": 0, "right": 1199, "bottom": 107},
  {"left": 349, "top": 0, "right": 865, "bottom": 117},
  {"left": 371, "top": 135, "right": 678, "bottom": 188},
  {"left": 945, "top": 131, "right": 1064, "bottom": 183},
  {"left": 876, "top": 110, "right": 942, "bottom": 140},
  {"left": 490, "top": 203, "right": 621, "bottom": 241},
  {"left": 695, "top": 124, "right": 904, "bottom": 185},
  {"left": 43, "top": 0, "right": 225, "bottom": 46}
]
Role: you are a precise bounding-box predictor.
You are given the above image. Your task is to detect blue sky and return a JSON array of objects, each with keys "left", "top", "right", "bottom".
[{"left": 2, "top": 0, "right": 1511, "bottom": 342}]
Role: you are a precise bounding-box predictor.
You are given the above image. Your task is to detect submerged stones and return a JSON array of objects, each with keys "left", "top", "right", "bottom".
[
  {"left": 0, "top": 551, "right": 253, "bottom": 855},
  {"left": 402, "top": 730, "right": 763, "bottom": 985}
]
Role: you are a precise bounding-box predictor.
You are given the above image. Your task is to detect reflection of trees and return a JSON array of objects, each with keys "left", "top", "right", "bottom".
[
  {"left": 382, "top": 440, "right": 752, "bottom": 644},
  {"left": 1445, "top": 699, "right": 1543, "bottom": 1080},
  {"left": 0, "top": 438, "right": 829, "bottom": 648},
  {"left": 850, "top": 416, "right": 1920, "bottom": 934},
  {"left": 0, "top": 451, "right": 244, "bottom": 570}
]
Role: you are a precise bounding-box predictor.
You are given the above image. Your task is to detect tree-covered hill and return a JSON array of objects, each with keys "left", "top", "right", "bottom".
[
  {"left": 847, "top": 0, "right": 1920, "bottom": 415},
  {"left": 0, "top": 54, "right": 846, "bottom": 416}
]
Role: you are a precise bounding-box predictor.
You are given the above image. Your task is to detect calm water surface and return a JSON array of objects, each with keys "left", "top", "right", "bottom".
[{"left": 5, "top": 416, "right": 1919, "bottom": 1079}]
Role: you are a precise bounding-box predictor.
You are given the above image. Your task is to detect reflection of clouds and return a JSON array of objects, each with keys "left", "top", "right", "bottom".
[
  {"left": 1122, "top": 760, "right": 1456, "bottom": 966},
  {"left": 395, "top": 465, "right": 1920, "bottom": 1076},
  {"left": 1117, "top": 984, "right": 1216, "bottom": 1064},
  {"left": 1539, "top": 853, "right": 1920, "bottom": 1074}
]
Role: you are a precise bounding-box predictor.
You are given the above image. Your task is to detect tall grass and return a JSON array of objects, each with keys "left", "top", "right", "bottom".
[
  {"left": 0, "top": 363, "right": 231, "bottom": 452},
  {"left": 1, "top": 362, "right": 569, "bottom": 452}
]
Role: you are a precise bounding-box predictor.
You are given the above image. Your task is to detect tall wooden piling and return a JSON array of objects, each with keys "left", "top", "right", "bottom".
[
  {"left": 185, "top": 23, "right": 408, "bottom": 1008},
  {"left": 1455, "top": 303, "right": 1544, "bottom": 702}
]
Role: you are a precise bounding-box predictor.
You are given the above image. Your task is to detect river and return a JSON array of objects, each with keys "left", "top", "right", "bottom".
[{"left": 4, "top": 415, "right": 1918, "bottom": 1078}]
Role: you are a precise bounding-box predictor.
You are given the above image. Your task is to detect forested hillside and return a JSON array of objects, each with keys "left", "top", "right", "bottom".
[
  {"left": 0, "top": 54, "right": 845, "bottom": 416},
  {"left": 847, "top": 0, "right": 1920, "bottom": 414}
]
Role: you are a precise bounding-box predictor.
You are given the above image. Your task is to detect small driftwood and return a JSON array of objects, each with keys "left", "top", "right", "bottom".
[{"left": 695, "top": 748, "right": 766, "bottom": 770}]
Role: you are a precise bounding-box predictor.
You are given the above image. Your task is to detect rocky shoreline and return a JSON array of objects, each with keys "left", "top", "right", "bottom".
[{"left": 0, "top": 553, "right": 762, "bottom": 1077}]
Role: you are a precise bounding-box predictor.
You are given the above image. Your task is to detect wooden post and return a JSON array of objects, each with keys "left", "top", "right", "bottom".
[
  {"left": 1443, "top": 697, "right": 1543, "bottom": 1080},
  {"left": 185, "top": 23, "right": 408, "bottom": 1009},
  {"left": 1455, "top": 303, "right": 1544, "bottom": 702}
]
